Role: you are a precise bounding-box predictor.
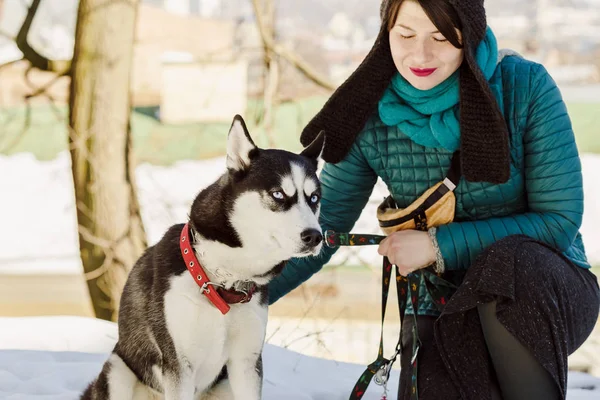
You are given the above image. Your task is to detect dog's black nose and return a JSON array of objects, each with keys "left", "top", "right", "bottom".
[{"left": 301, "top": 229, "right": 323, "bottom": 247}]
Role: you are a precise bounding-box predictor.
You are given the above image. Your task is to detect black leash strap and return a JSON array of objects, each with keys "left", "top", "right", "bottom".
[
  {"left": 332, "top": 151, "right": 462, "bottom": 399},
  {"left": 325, "top": 230, "right": 456, "bottom": 400}
]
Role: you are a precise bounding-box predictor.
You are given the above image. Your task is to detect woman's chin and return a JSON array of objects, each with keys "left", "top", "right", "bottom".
[{"left": 400, "top": 71, "right": 444, "bottom": 91}]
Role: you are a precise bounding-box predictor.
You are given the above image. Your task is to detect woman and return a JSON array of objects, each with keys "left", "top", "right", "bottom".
[{"left": 268, "top": 0, "right": 600, "bottom": 399}]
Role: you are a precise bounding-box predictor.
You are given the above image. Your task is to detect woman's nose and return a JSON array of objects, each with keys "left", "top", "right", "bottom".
[{"left": 412, "top": 40, "right": 433, "bottom": 64}]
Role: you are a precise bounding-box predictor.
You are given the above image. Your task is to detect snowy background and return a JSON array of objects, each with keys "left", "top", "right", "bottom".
[{"left": 1, "top": 151, "right": 600, "bottom": 274}]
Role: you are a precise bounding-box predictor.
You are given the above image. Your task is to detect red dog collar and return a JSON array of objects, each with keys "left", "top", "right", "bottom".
[{"left": 179, "top": 224, "right": 256, "bottom": 315}]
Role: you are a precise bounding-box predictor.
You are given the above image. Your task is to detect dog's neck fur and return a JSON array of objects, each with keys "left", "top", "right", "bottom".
[
  {"left": 190, "top": 229, "right": 284, "bottom": 288},
  {"left": 188, "top": 178, "right": 288, "bottom": 288}
]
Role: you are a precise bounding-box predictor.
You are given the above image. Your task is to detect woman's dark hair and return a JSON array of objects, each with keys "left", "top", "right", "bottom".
[{"left": 386, "top": 0, "right": 464, "bottom": 49}]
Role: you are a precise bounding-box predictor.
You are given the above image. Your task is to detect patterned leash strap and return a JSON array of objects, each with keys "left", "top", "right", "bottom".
[
  {"left": 324, "top": 230, "right": 387, "bottom": 248},
  {"left": 324, "top": 230, "right": 456, "bottom": 400}
]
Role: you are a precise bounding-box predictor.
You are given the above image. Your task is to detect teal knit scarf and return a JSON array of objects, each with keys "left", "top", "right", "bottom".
[{"left": 378, "top": 27, "right": 498, "bottom": 151}]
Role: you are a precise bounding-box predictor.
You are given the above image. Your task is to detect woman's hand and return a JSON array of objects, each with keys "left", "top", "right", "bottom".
[{"left": 378, "top": 230, "right": 436, "bottom": 276}]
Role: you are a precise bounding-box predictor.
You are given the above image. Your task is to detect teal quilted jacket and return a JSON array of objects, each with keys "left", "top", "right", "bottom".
[{"left": 268, "top": 55, "right": 591, "bottom": 315}]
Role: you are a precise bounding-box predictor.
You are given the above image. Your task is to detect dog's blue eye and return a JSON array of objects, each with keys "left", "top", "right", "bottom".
[
  {"left": 272, "top": 191, "right": 285, "bottom": 200},
  {"left": 310, "top": 194, "right": 320, "bottom": 204}
]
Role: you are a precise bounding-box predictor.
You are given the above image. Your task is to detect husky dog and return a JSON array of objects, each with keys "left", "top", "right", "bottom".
[{"left": 82, "top": 115, "right": 325, "bottom": 400}]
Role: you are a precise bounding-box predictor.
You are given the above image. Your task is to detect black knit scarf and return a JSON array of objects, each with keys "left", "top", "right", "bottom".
[{"left": 300, "top": 0, "right": 510, "bottom": 184}]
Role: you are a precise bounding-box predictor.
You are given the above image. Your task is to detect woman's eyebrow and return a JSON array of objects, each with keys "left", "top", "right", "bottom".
[{"left": 395, "top": 23, "right": 440, "bottom": 34}]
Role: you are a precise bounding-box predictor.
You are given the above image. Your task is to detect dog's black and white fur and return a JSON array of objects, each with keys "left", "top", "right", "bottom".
[{"left": 82, "top": 115, "right": 325, "bottom": 399}]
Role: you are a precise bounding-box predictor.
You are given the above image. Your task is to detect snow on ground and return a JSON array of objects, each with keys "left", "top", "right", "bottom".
[
  {"left": 1, "top": 151, "right": 600, "bottom": 273},
  {"left": 1, "top": 316, "right": 600, "bottom": 400},
  {"left": 0, "top": 316, "right": 400, "bottom": 400}
]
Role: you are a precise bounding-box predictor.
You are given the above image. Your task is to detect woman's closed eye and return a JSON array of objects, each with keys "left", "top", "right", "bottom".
[{"left": 397, "top": 33, "right": 449, "bottom": 43}]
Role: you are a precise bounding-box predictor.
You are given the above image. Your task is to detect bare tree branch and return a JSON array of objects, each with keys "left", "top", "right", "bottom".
[
  {"left": 0, "top": 60, "right": 68, "bottom": 153},
  {"left": 24, "top": 69, "right": 69, "bottom": 100},
  {"left": 250, "top": 0, "right": 336, "bottom": 91},
  {"left": 251, "top": 0, "right": 280, "bottom": 146},
  {"left": 22, "top": 63, "right": 67, "bottom": 123},
  {"left": 16, "top": 0, "right": 71, "bottom": 74},
  {"left": 283, "top": 329, "right": 334, "bottom": 349},
  {"left": 0, "top": 0, "right": 70, "bottom": 152},
  {"left": 78, "top": 224, "right": 114, "bottom": 249}
]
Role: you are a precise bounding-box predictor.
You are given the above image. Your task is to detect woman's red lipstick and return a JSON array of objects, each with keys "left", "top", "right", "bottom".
[{"left": 410, "top": 67, "right": 437, "bottom": 77}]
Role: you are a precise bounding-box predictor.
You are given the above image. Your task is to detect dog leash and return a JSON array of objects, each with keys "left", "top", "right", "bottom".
[{"left": 324, "top": 230, "right": 456, "bottom": 400}]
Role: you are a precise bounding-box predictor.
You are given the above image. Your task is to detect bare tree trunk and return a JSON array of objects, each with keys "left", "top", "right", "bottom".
[
  {"left": 68, "top": 0, "right": 146, "bottom": 321},
  {"left": 258, "top": 0, "right": 279, "bottom": 146}
]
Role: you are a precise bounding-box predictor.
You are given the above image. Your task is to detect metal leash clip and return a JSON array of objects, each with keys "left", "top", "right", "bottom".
[
  {"left": 374, "top": 364, "right": 389, "bottom": 386},
  {"left": 374, "top": 363, "right": 391, "bottom": 400},
  {"left": 374, "top": 342, "right": 402, "bottom": 387}
]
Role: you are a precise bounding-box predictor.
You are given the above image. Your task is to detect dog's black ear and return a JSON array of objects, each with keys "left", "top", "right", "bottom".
[
  {"left": 300, "top": 130, "right": 325, "bottom": 162},
  {"left": 227, "top": 115, "right": 257, "bottom": 171}
]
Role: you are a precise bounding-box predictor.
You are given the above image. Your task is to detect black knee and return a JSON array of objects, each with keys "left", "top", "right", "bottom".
[
  {"left": 477, "top": 235, "right": 561, "bottom": 284},
  {"left": 479, "top": 235, "right": 537, "bottom": 261}
]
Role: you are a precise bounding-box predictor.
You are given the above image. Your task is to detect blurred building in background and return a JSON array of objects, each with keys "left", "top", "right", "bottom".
[
  {"left": 0, "top": 0, "right": 598, "bottom": 120},
  {"left": 0, "top": 0, "right": 249, "bottom": 122}
]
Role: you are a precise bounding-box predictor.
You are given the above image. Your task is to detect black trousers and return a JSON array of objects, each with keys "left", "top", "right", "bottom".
[{"left": 398, "top": 235, "right": 600, "bottom": 400}]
